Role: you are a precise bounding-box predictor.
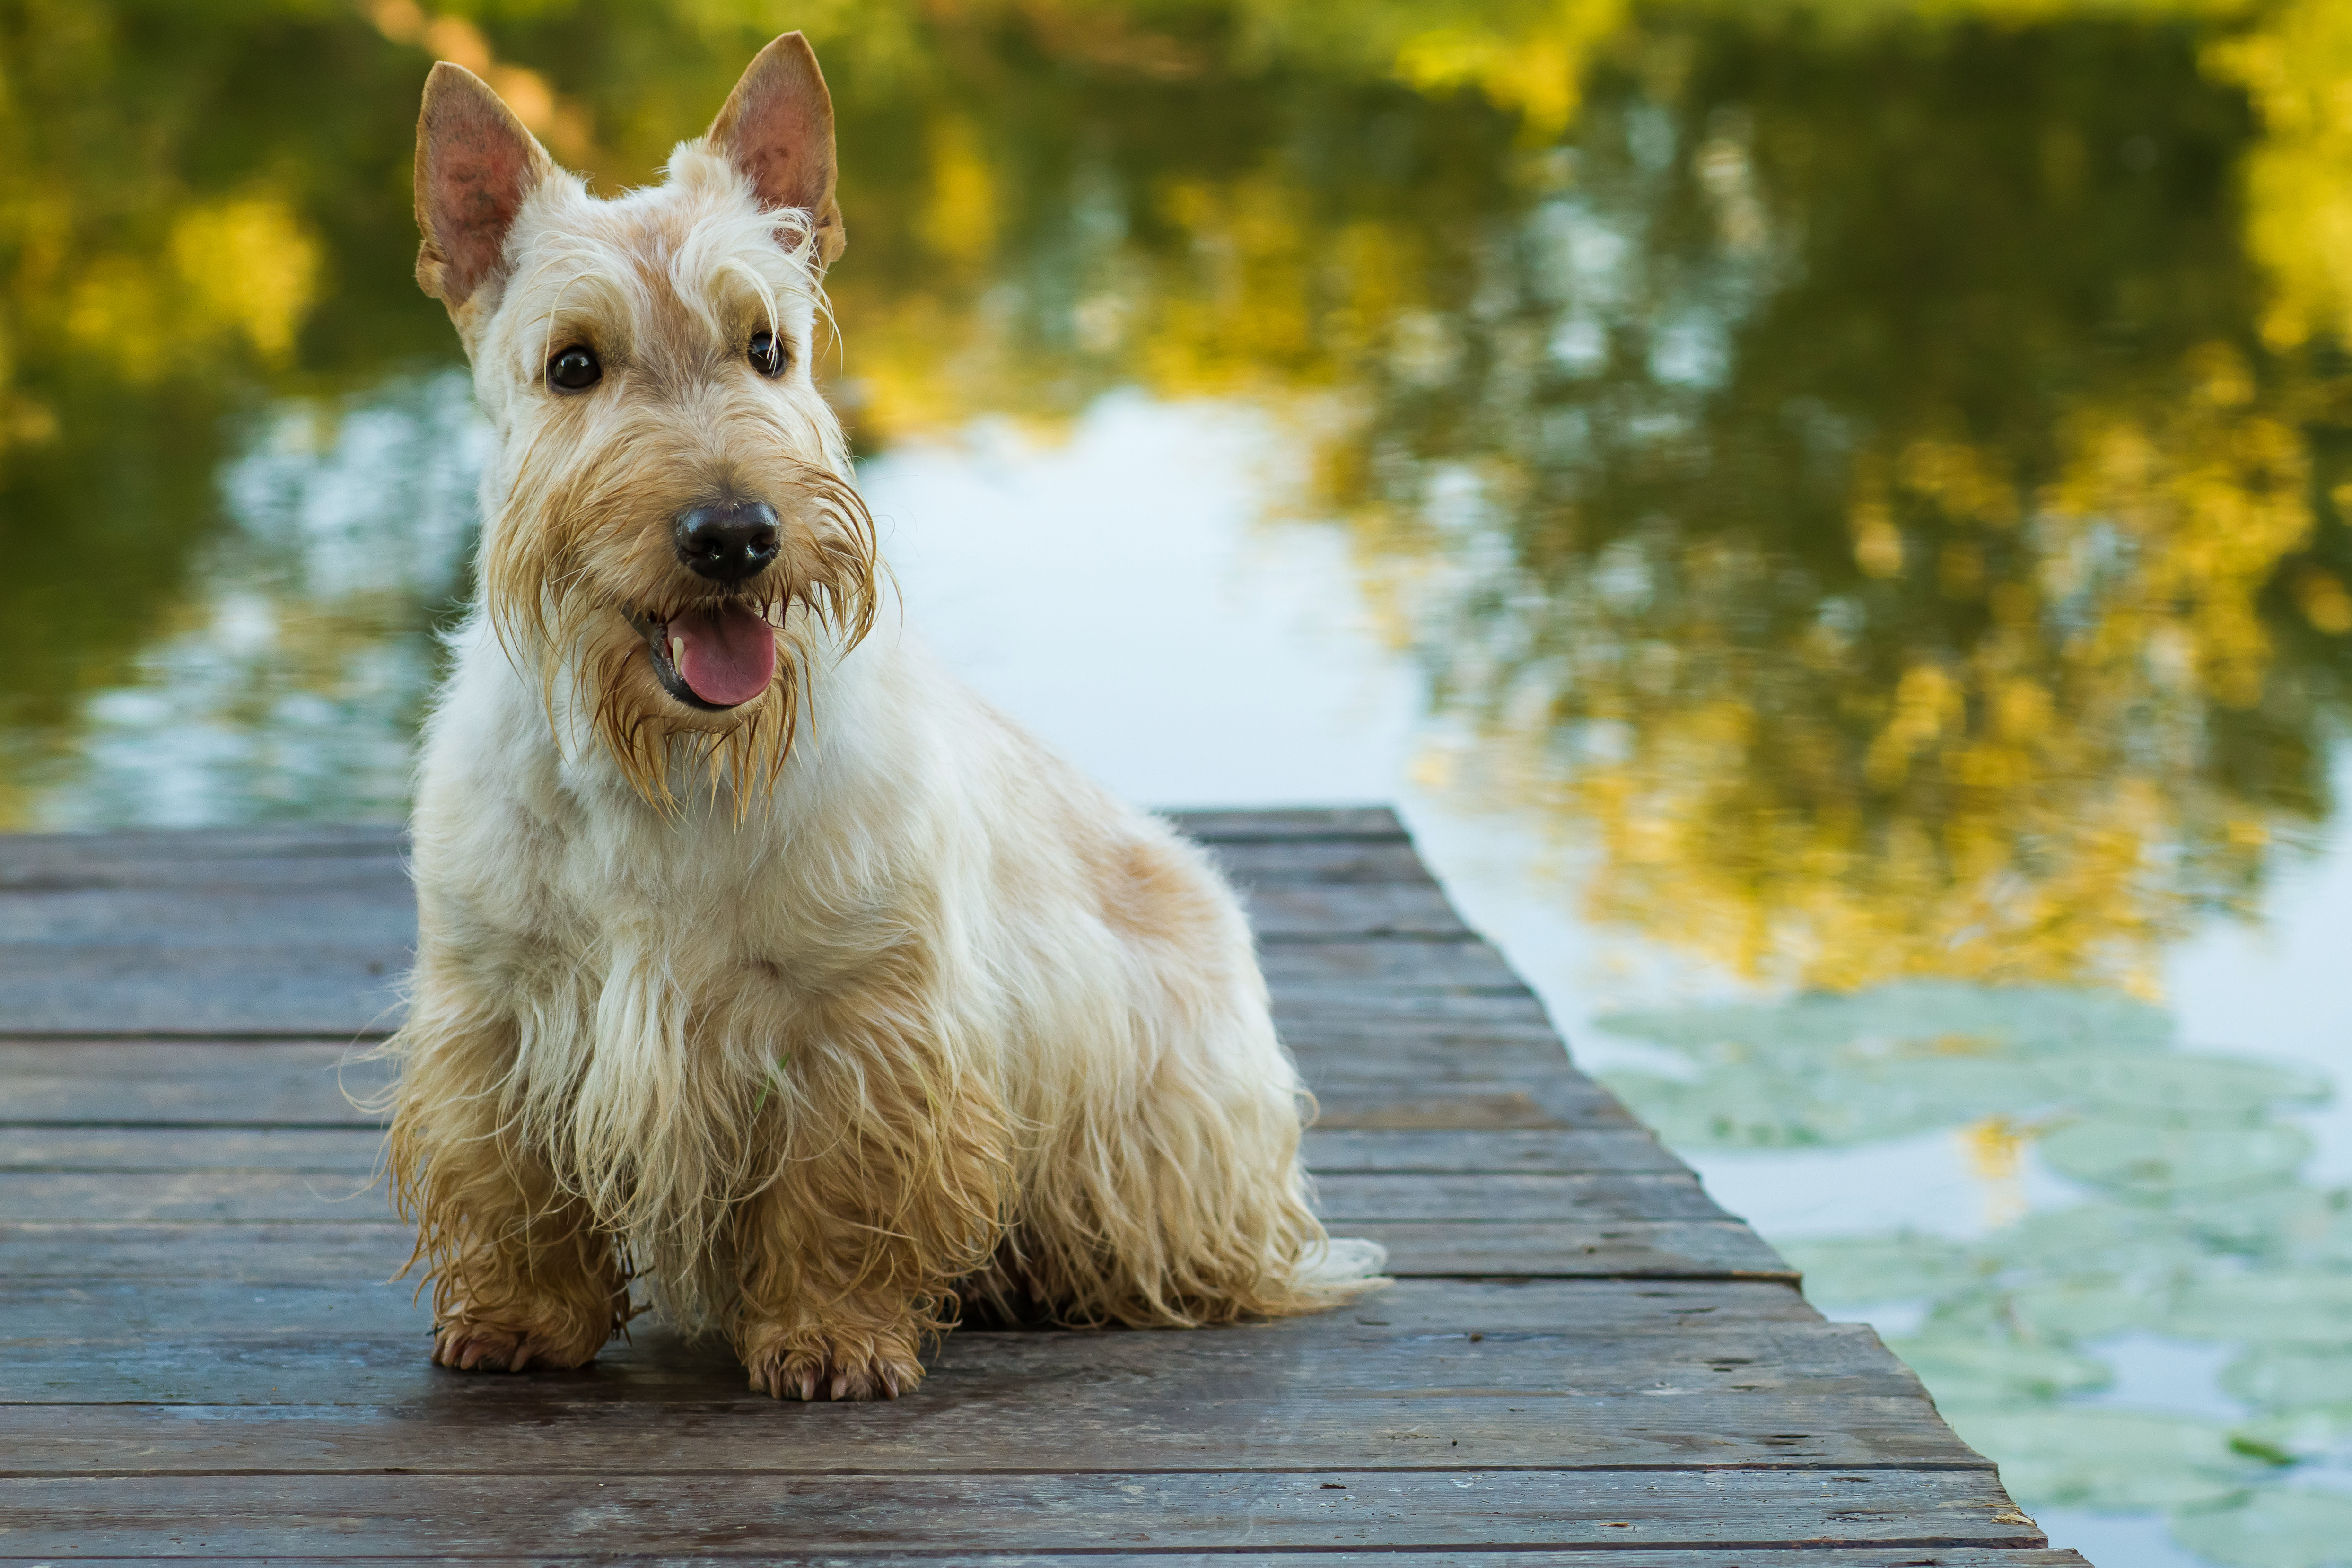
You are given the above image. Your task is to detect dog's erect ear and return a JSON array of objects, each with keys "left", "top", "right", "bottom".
[
  {"left": 707, "top": 33, "right": 845, "bottom": 267},
  {"left": 414, "top": 61, "right": 556, "bottom": 309}
]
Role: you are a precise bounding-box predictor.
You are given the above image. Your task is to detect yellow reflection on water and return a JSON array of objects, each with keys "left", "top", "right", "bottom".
[{"left": 2210, "top": 0, "right": 2352, "bottom": 350}]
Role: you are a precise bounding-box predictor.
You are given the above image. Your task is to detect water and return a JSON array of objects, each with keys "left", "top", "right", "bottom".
[{"left": 8, "top": 4, "right": 2352, "bottom": 1561}]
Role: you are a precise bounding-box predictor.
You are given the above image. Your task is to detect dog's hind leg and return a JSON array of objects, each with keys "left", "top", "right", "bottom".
[
  {"left": 387, "top": 1003, "right": 631, "bottom": 1373},
  {"left": 1001, "top": 829, "right": 1346, "bottom": 1329}
]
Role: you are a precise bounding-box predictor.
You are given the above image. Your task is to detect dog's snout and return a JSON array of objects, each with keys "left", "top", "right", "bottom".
[{"left": 674, "top": 499, "right": 781, "bottom": 583}]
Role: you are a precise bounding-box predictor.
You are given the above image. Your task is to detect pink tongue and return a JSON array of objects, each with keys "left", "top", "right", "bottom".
[{"left": 670, "top": 603, "right": 777, "bottom": 707}]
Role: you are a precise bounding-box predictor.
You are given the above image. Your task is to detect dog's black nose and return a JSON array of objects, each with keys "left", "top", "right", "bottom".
[{"left": 674, "top": 499, "right": 781, "bottom": 582}]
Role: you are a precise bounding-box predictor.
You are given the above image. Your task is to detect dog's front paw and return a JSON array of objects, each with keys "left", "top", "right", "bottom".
[
  {"left": 744, "top": 1326, "right": 924, "bottom": 1401},
  {"left": 431, "top": 1316, "right": 599, "bottom": 1374}
]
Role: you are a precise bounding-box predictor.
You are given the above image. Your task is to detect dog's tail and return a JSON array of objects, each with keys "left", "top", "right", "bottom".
[{"left": 1299, "top": 1235, "right": 1392, "bottom": 1296}]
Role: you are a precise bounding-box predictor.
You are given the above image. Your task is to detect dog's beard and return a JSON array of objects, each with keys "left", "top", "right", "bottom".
[{"left": 481, "top": 455, "right": 877, "bottom": 815}]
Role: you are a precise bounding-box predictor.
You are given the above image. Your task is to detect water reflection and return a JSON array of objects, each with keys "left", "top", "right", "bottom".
[
  {"left": 13, "top": 374, "right": 483, "bottom": 825},
  {"left": 8, "top": 3, "right": 2352, "bottom": 1562},
  {"left": 1332, "top": 24, "right": 2352, "bottom": 995}
]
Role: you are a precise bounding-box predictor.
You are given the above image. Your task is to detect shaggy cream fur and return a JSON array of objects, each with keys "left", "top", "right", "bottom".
[{"left": 384, "top": 35, "right": 1378, "bottom": 1401}]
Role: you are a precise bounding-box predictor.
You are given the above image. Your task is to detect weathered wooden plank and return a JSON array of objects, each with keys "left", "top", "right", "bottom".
[
  {"left": 1303, "top": 1060, "right": 1622, "bottom": 1122},
  {"left": 0, "top": 1279, "right": 433, "bottom": 1340},
  {"left": 1165, "top": 806, "right": 1407, "bottom": 841},
  {"left": 0, "top": 887, "right": 416, "bottom": 947},
  {"left": 28, "top": 1554, "right": 2088, "bottom": 1568},
  {"left": 1289, "top": 1030, "right": 1570, "bottom": 1075},
  {"left": 0, "top": 824, "right": 404, "bottom": 872},
  {"left": 0, "top": 854, "right": 411, "bottom": 894},
  {"left": 0, "top": 1382, "right": 1978, "bottom": 1474},
  {"left": 1210, "top": 838, "right": 1439, "bottom": 885},
  {"left": 0, "top": 1221, "right": 414, "bottom": 1280},
  {"left": 0, "top": 1467, "right": 2041, "bottom": 1556},
  {"left": 0, "top": 1125, "right": 386, "bottom": 1171},
  {"left": 0, "top": 818, "right": 1431, "bottom": 892},
  {"left": 1369, "top": 1220, "right": 1792, "bottom": 1279},
  {"left": 0, "top": 1171, "right": 389, "bottom": 1222},
  {"left": 0, "top": 1128, "right": 1693, "bottom": 1175},
  {"left": 1275, "top": 995, "right": 1561, "bottom": 1033},
  {"left": 0, "top": 1212, "right": 1781, "bottom": 1281},
  {"left": 1304, "top": 1130, "right": 1686, "bottom": 1174},
  {"left": 0, "top": 1042, "right": 390, "bottom": 1124},
  {"left": 0, "top": 1330, "right": 1952, "bottom": 1413},
  {"left": 0, "top": 948, "right": 406, "bottom": 1037},
  {"left": 1311, "top": 1087, "right": 1630, "bottom": 1132},
  {"left": 0, "top": 838, "right": 1447, "bottom": 957},
  {"left": 0, "top": 1042, "right": 1628, "bottom": 1137},
  {"left": 0, "top": 1127, "right": 1689, "bottom": 1179},
  {"left": 1260, "top": 939, "right": 1529, "bottom": 991},
  {"left": 1246, "top": 882, "right": 1470, "bottom": 939},
  {"left": 0, "top": 819, "right": 1419, "bottom": 887},
  {"left": 0, "top": 1309, "right": 1925, "bottom": 1393},
  {"left": 1282, "top": 1013, "right": 1572, "bottom": 1048},
  {"left": 0, "top": 1169, "right": 1719, "bottom": 1226},
  {"left": 0, "top": 1302, "right": 1967, "bottom": 1462},
  {"left": 1314, "top": 1173, "right": 1729, "bottom": 1223},
  {"left": 1299, "top": 1061, "right": 1616, "bottom": 1117},
  {"left": 0, "top": 1023, "right": 1588, "bottom": 1081},
  {"left": 1, "top": 959, "right": 1578, "bottom": 1035},
  {"left": 0, "top": 1278, "right": 1828, "bottom": 1340}
]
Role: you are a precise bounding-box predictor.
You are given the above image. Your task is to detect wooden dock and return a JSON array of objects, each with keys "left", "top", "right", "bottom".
[{"left": 0, "top": 807, "right": 2083, "bottom": 1563}]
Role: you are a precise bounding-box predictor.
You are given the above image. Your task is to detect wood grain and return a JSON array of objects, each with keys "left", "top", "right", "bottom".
[
  {"left": 0, "top": 1170, "right": 1731, "bottom": 1226},
  {"left": 0, "top": 1467, "right": 2042, "bottom": 1556},
  {"left": 0, "top": 1126, "right": 1692, "bottom": 1178},
  {"left": 23, "top": 1554, "right": 2086, "bottom": 1567},
  {"left": 1303, "top": 1129, "right": 1687, "bottom": 1174},
  {"left": 0, "top": 947, "right": 407, "bottom": 1037},
  {"left": 0, "top": 1394, "right": 1981, "bottom": 1474},
  {"left": 0, "top": 1042, "right": 390, "bottom": 1123},
  {"left": 1209, "top": 838, "right": 1438, "bottom": 885},
  {"left": 0, "top": 1277, "right": 1830, "bottom": 1338},
  {"left": 1165, "top": 806, "right": 1407, "bottom": 841}
]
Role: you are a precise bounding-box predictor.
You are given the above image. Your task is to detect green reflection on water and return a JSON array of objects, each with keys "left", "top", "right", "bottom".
[{"left": 9, "top": 3, "right": 2352, "bottom": 1561}]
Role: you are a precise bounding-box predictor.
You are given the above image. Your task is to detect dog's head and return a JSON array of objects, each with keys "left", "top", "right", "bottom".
[{"left": 413, "top": 35, "right": 875, "bottom": 806}]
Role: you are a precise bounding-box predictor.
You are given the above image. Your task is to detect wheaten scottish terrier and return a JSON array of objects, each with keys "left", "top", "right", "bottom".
[{"left": 385, "top": 33, "right": 1373, "bottom": 1401}]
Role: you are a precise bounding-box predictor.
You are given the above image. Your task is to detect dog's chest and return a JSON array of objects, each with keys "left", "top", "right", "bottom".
[{"left": 463, "top": 806, "right": 898, "bottom": 1015}]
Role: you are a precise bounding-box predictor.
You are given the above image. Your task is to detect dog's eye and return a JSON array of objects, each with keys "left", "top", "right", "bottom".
[
  {"left": 548, "top": 346, "right": 602, "bottom": 392},
  {"left": 749, "top": 330, "right": 787, "bottom": 377}
]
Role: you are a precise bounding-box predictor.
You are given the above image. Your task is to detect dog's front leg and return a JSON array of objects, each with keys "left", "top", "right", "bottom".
[
  {"left": 729, "top": 1052, "right": 1012, "bottom": 1401},
  {"left": 729, "top": 1167, "right": 962, "bottom": 1402},
  {"left": 388, "top": 1007, "right": 630, "bottom": 1374},
  {"left": 415, "top": 1138, "right": 630, "bottom": 1374}
]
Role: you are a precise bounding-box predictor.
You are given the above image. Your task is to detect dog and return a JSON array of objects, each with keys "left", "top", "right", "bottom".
[{"left": 383, "top": 33, "right": 1375, "bottom": 1401}]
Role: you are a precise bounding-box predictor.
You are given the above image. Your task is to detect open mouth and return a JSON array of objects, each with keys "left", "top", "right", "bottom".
[{"left": 628, "top": 602, "right": 780, "bottom": 711}]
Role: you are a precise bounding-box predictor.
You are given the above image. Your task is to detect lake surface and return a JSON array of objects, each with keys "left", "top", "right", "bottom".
[{"left": 8, "top": 3, "right": 2352, "bottom": 1561}]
